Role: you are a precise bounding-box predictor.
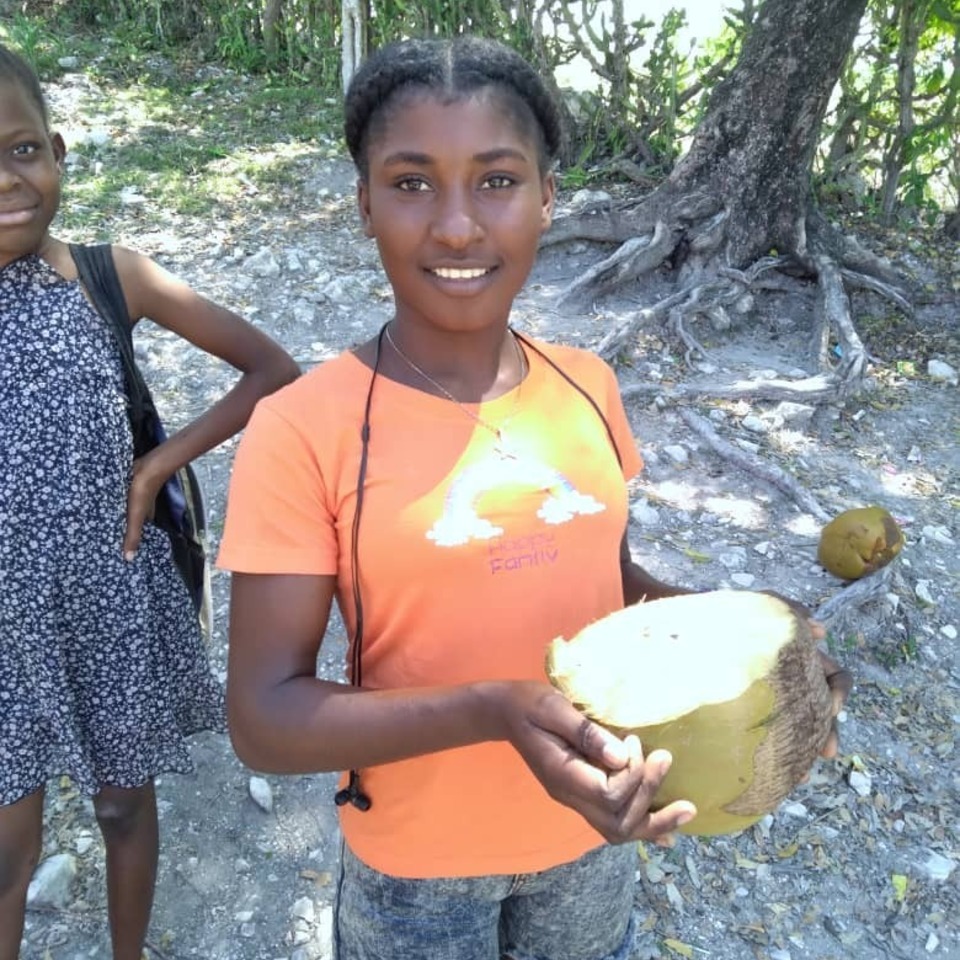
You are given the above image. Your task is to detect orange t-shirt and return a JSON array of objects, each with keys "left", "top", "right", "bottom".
[{"left": 218, "top": 337, "right": 642, "bottom": 878}]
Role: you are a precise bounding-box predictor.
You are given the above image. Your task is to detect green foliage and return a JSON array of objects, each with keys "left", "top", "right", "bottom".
[{"left": 0, "top": 13, "right": 65, "bottom": 79}]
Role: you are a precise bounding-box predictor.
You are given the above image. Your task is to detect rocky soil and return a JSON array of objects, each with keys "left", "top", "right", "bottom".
[{"left": 19, "top": 63, "right": 960, "bottom": 960}]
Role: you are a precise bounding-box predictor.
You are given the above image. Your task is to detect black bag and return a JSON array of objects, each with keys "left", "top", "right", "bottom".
[{"left": 70, "top": 243, "right": 213, "bottom": 640}]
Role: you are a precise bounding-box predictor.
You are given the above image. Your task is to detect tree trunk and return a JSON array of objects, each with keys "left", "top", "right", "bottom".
[
  {"left": 548, "top": 0, "right": 909, "bottom": 396},
  {"left": 665, "top": 0, "right": 867, "bottom": 269}
]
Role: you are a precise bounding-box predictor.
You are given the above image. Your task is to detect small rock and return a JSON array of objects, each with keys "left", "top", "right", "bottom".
[
  {"left": 718, "top": 548, "right": 748, "bottom": 570},
  {"left": 771, "top": 401, "right": 815, "bottom": 426},
  {"left": 906, "top": 445, "right": 922, "bottom": 462},
  {"left": 731, "top": 572, "right": 756, "bottom": 588},
  {"left": 754, "top": 541, "right": 771, "bottom": 556},
  {"left": 27, "top": 853, "right": 77, "bottom": 908},
  {"left": 244, "top": 248, "right": 282, "bottom": 278},
  {"left": 925, "top": 932, "right": 940, "bottom": 953},
  {"left": 58, "top": 56, "right": 80, "bottom": 69},
  {"left": 781, "top": 801, "right": 809, "bottom": 819},
  {"left": 921, "top": 852, "right": 956, "bottom": 882},
  {"left": 235, "top": 910, "right": 255, "bottom": 923},
  {"left": 74, "top": 832, "right": 95, "bottom": 855},
  {"left": 921, "top": 524, "right": 954, "bottom": 544},
  {"left": 848, "top": 770, "right": 872, "bottom": 797},
  {"left": 249, "top": 776, "right": 274, "bottom": 813},
  {"left": 240, "top": 921, "right": 256, "bottom": 938},
  {"left": 741, "top": 415, "right": 769, "bottom": 434},
  {"left": 916, "top": 581, "right": 936, "bottom": 605},
  {"left": 292, "top": 896, "right": 316, "bottom": 924},
  {"left": 630, "top": 499, "right": 660, "bottom": 527},
  {"left": 663, "top": 444, "right": 689, "bottom": 465},
  {"left": 569, "top": 188, "right": 612, "bottom": 208},
  {"left": 884, "top": 593, "right": 901, "bottom": 613},
  {"left": 940, "top": 624, "right": 957, "bottom": 640},
  {"left": 927, "top": 359, "right": 958, "bottom": 385}
]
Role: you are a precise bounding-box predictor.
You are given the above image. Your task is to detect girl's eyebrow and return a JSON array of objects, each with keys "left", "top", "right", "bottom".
[{"left": 381, "top": 147, "right": 530, "bottom": 167}]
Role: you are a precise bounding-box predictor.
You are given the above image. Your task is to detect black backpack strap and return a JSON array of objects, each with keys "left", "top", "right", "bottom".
[{"left": 70, "top": 243, "right": 152, "bottom": 453}]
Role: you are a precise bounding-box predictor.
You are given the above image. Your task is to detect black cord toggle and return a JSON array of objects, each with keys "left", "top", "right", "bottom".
[{"left": 334, "top": 770, "right": 372, "bottom": 812}]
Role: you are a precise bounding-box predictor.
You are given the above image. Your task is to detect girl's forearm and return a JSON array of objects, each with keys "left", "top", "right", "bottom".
[{"left": 227, "top": 677, "right": 510, "bottom": 775}]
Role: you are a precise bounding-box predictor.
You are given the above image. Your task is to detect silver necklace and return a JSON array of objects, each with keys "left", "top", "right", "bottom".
[{"left": 383, "top": 324, "right": 526, "bottom": 459}]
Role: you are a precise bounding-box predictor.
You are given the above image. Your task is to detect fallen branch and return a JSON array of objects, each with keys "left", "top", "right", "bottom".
[{"left": 677, "top": 407, "right": 832, "bottom": 521}]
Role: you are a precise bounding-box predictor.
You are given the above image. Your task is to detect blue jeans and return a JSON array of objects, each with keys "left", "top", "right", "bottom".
[{"left": 333, "top": 840, "right": 637, "bottom": 960}]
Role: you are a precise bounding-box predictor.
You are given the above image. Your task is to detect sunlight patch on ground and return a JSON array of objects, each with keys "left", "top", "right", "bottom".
[{"left": 701, "top": 496, "right": 767, "bottom": 529}]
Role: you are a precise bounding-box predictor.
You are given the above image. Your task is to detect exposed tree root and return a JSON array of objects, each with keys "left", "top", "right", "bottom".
[
  {"left": 558, "top": 220, "right": 678, "bottom": 312},
  {"left": 620, "top": 374, "right": 840, "bottom": 404},
  {"left": 547, "top": 194, "right": 911, "bottom": 404},
  {"left": 676, "top": 408, "right": 832, "bottom": 522},
  {"left": 813, "top": 562, "right": 897, "bottom": 624}
]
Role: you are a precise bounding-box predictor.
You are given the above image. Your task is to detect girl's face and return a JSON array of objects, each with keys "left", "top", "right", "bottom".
[
  {"left": 0, "top": 81, "right": 65, "bottom": 270},
  {"left": 357, "top": 90, "right": 555, "bottom": 335}
]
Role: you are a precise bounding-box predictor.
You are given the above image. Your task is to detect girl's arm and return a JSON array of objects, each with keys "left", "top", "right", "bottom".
[
  {"left": 619, "top": 529, "right": 693, "bottom": 604},
  {"left": 111, "top": 246, "right": 301, "bottom": 554},
  {"left": 226, "top": 570, "right": 697, "bottom": 844}
]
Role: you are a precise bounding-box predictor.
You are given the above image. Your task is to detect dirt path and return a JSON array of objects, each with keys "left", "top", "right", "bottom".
[{"left": 20, "top": 65, "right": 960, "bottom": 960}]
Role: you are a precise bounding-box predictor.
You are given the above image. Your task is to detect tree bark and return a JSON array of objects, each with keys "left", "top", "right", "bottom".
[{"left": 664, "top": 0, "right": 868, "bottom": 269}]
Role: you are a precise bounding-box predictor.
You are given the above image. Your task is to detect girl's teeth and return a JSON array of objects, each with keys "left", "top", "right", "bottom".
[{"left": 433, "top": 267, "right": 487, "bottom": 280}]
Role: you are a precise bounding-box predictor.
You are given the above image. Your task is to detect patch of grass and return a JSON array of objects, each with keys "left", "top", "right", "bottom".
[{"left": 0, "top": 14, "right": 66, "bottom": 80}]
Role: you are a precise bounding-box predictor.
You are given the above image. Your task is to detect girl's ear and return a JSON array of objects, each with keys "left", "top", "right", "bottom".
[
  {"left": 51, "top": 132, "right": 67, "bottom": 172},
  {"left": 540, "top": 171, "right": 556, "bottom": 234},
  {"left": 356, "top": 178, "right": 374, "bottom": 238}
]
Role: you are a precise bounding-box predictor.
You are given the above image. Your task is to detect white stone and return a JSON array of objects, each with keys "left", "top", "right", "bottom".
[
  {"left": 244, "top": 248, "right": 282, "bottom": 278},
  {"left": 74, "top": 833, "right": 95, "bottom": 855},
  {"left": 927, "top": 359, "right": 958, "bottom": 385},
  {"left": 921, "top": 852, "right": 956, "bottom": 882},
  {"left": 754, "top": 541, "right": 771, "bottom": 555},
  {"left": 630, "top": 499, "right": 660, "bottom": 527},
  {"left": 940, "top": 624, "right": 957, "bottom": 640},
  {"left": 848, "top": 771, "right": 872, "bottom": 797},
  {"left": 731, "top": 572, "right": 756, "bottom": 588},
  {"left": 235, "top": 910, "right": 255, "bottom": 923},
  {"left": 741, "top": 415, "right": 769, "bottom": 434},
  {"left": 292, "top": 897, "right": 316, "bottom": 923},
  {"left": 663, "top": 445, "right": 689, "bottom": 465},
  {"left": 249, "top": 776, "right": 274, "bottom": 813},
  {"left": 58, "top": 56, "right": 80, "bottom": 69},
  {"left": 781, "top": 801, "right": 809, "bottom": 819},
  {"left": 925, "top": 932, "right": 940, "bottom": 953},
  {"left": 884, "top": 592, "right": 901, "bottom": 613},
  {"left": 718, "top": 548, "right": 748, "bottom": 570},
  {"left": 27, "top": 854, "right": 77, "bottom": 908},
  {"left": 922, "top": 524, "right": 954, "bottom": 544},
  {"left": 771, "top": 401, "right": 815, "bottom": 426},
  {"left": 916, "top": 581, "right": 936, "bottom": 605}
]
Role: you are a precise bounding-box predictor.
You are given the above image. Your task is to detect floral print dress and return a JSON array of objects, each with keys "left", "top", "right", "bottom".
[{"left": 0, "top": 254, "right": 224, "bottom": 805}]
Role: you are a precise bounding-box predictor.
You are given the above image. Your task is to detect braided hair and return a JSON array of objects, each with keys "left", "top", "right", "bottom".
[
  {"left": 0, "top": 44, "right": 49, "bottom": 126},
  {"left": 344, "top": 36, "right": 562, "bottom": 179}
]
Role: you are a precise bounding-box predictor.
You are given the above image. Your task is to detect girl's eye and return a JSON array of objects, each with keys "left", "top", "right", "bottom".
[
  {"left": 396, "top": 176, "right": 431, "bottom": 193},
  {"left": 482, "top": 175, "right": 515, "bottom": 190},
  {"left": 12, "top": 143, "right": 40, "bottom": 157}
]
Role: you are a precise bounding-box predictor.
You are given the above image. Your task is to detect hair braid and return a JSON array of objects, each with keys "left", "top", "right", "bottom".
[{"left": 344, "top": 36, "right": 562, "bottom": 177}]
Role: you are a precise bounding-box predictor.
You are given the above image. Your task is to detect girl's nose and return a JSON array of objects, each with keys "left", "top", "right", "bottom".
[
  {"left": 0, "top": 164, "right": 20, "bottom": 191},
  {"left": 430, "top": 193, "right": 483, "bottom": 249}
]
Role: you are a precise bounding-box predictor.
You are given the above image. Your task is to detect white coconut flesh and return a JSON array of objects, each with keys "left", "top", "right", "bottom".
[{"left": 546, "top": 590, "right": 799, "bottom": 728}]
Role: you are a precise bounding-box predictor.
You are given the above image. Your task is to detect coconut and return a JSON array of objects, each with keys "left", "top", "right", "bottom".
[
  {"left": 817, "top": 505, "right": 904, "bottom": 580},
  {"left": 545, "top": 590, "right": 835, "bottom": 836}
]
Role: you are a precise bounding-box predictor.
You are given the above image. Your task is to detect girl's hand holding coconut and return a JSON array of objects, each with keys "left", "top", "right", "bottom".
[{"left": 490, "top": 680, "right": 698, "bottom": 845}]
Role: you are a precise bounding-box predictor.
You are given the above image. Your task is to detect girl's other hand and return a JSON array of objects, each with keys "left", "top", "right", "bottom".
[{"left": 495, "top": 682, "right": 696, "bottom": 845}]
